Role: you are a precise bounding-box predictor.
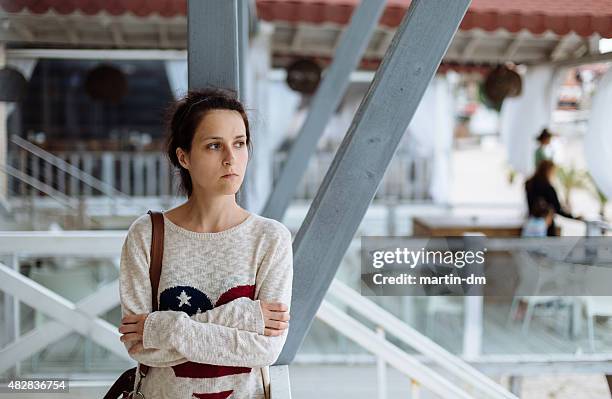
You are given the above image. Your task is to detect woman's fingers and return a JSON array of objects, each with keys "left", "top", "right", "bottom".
[
  {"left": 264, "top": 328, "right": 285, "bottom": 337},
  {"left": 260, "top": 301, "right": 290, "bottom": 334},
  {"left": 263, "top": 302, "right": 288, "bottom": 312},
  {"left": 261, "top": 302, "right": 290, "bottom": 319},
  {"left": 128, "top": 341, "right": 144, "bottom": 355},
  {"left": 118, "top": 323, "right": 139, "bottom": 334},
  {"left": 262, "top": 309, "right": 290, "bottom": 321},
  {"left": 120, "top": 332, "right": 142, "bottom": 343},
  {"left": 266, "top": 320, "right": 289, "bottom": 330},
  {"left": 269, "top": 311, "right": 290, "bottom": 321},
  {"left": 121, "top": 314, "right": 147, "bottom": 324}
]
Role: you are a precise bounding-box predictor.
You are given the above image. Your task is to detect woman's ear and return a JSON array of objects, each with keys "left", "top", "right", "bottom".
[{"left": 176, "top": 148, "right": 190, "bottom": 170}]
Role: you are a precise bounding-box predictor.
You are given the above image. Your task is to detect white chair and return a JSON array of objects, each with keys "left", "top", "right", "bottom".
[
  {"left": 582, "top": 296, "right": 612, "bottom": 351},
  {"left": 508, "top": 250, "right": 565, "bottom": 334},
  {"left": 425, "top": 296, "right": 463, "bottom": 339}
]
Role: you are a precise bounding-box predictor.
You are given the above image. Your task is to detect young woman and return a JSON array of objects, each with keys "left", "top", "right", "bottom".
[
  {"left": 118, "top": 89, "right": 293, "bottom": 399},
  {"left": 525, "top": 160, "right": 582, "bottom": 236}
]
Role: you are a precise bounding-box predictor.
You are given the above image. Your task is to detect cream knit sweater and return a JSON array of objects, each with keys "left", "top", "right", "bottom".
[{"left": 119, "top": 212, "right": 293, "bottom": 399}]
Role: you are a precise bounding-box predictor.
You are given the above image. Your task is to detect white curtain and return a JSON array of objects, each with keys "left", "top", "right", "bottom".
[
  {"left": 163, "top": 59, "right": 188, "bottom": 100},
  {"left": 585, "top": 68, "right": 612, "bottom": 199},
  {"left": 499, "top": 65, "right": 563, "bottom": 176},
  {"left": 406, "top": 75, "right": 454, "bottom": 203}
]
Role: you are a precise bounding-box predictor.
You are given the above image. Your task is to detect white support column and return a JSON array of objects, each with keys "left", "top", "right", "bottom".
[
  {"left": 0, "top": 43, "right": 7, "bottom": 201},
  {"left": 462, "top": 296, "right": 483, "bottom": 360},
  {"left": 376, "top": 327, "right": 388, "bottom": 399},
  {"left": 269, "top": 365, "right": 292, "bottom": 399}
]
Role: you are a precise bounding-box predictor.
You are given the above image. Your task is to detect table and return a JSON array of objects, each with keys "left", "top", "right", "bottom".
[{"left": 413, "top": 215, "right": 524, "bottom": 237}]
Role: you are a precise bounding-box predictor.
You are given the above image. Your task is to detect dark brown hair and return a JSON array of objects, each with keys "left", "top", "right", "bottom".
[
  {"left": 165, "top": 88, "right": 252, "bottom": 197},
  {"left": 525, "top": 159, "right": 555, "bottom": 191}
]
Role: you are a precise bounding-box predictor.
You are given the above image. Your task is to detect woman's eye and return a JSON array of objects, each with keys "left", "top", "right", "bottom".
[
  {"left": 207, "top": 143, "right": 221, "bottom": 150},
  {"left": 235, "top": 141, "right": 246, "bottom": 148}
]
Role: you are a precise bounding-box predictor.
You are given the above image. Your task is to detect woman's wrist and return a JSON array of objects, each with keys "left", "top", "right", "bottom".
[
  {"left": 252, "top": 300, "right": 266, "bottom": 335},
  {"left": 142, "top": 311, "right": 184, "bottom": 350}
]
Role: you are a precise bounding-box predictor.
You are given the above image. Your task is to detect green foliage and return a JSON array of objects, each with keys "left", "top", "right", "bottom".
[{"left": 555, "top": 165, "right": 590, "bottom": 210}]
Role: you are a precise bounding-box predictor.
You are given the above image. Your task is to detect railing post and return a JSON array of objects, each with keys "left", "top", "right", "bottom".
[
  {"left": 386, "top": 202, "right": 397, "bottom": 236},
  {"left": 376, "top": 326, "right": 387, "bottom": 399},
  {"left": 10, "top": 253, "right": 20, "bottom": 377},
  {"left": 78, "top": 197, "right": 87, "bottom": 229},
  {"left": 120, "top": 152, "right": 130, "bottom": 195},
  {"left": 508, "top": 375, "right": 522, "bottom": 396},
  {"left": 411, "top": 379, "right": 421, "bottom": 399}
]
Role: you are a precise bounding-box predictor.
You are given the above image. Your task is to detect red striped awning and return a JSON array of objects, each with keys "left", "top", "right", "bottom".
[
  {"left": 2, "top": 0, "right": 611, "bottom": 38},
  {"left": 257, "top": 0, "right": 612, "bottom": 38}
]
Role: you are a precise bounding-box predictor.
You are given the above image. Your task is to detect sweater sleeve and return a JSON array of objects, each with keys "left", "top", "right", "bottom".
[
  {"left": 142, "top": 225, "right": 293, "bottom": 368},
  {"left": 159, "top": 297, "right": 265, "bottom": 334},
  {"left": 119, "top": 216, "right": 187, "bottom": 367},
  {"left": 119, "top": 216, "right": 267, "bottom": 367}
]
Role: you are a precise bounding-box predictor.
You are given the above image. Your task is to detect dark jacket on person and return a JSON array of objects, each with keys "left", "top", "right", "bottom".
[{"left": 525, "top": 178, "right": 573, "bottom": 236}]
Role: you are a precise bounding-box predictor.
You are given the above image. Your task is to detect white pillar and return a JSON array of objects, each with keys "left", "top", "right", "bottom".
[
  {"left": 0, "top": 43, "right": 7, "bottom": 201},
  {"left": 585, "top": 68, "right": 612, "bottom": 199},
  {"left": 242, "top": 23, "right": 274, "bottom": 214},
  {"left": 499, "top": 66, "right": 563, "bottom": 176}
]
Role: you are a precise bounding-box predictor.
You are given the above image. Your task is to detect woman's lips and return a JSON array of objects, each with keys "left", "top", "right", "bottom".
[{"left": 221, "top": 174, "right": 238, "bottom": 179}]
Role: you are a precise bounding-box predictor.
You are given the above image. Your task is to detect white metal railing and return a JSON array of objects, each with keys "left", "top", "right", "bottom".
[
  {"left": 0, "top": 231, "right": 127, "bottom": 376},
  {"left": 0, "top": 163, "right": 102, "bottom": 228},
  {"left": 10, "top": 135, "right": 129, "bottom": 200},
  {"left": 325, "top": 280, "right": 518, "bottom": 399},
  {"left": 7, "top": 147, "right": 175, "bottom": 198},
  {"left": 0, "top": 264, "right": 128, "bottom": 373},
  {"left": 317, "top": 300, "right": 475, "bottom": 398},
  {"left": 274, "top": 148, "right": 432, "bottom": 201},
  {"left": 6, "top": 144, "right": 432, "bottom": 203},
  {"left": 0, "top": 163, "right": 77, "bottom": 210}
]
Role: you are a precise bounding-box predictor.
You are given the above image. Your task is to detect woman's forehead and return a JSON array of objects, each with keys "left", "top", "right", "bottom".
[{"left": 195, "top": 109, "right": 246, "bottom": 140}]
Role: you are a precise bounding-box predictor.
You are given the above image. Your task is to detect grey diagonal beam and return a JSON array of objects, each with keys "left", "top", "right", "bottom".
[
  {"left": 188, "top": 0, "right": 240, "bottom": 93},
  {"left": 275, "top": 0, "right": 471, "bottom": 364},
  {"left": 262, "top": 0, "right": 387, "bottom": 221}
]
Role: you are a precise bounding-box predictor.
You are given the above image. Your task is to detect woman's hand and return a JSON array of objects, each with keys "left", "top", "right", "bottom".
[
  {"left": 119, "top": 313, "right": 149, "bottom": 355},
  {"left": 260, "top": 301, "right": 290, "bottom": 336}
]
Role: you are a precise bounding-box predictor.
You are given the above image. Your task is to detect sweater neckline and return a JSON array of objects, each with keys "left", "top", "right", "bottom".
[{"left": 162, "top": 211, "right": 254, "bottom": 239}]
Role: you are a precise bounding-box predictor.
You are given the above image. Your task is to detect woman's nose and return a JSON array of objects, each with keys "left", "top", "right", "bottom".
[{"left": 223, "top": 147, "right": 236, "bottom": 164}]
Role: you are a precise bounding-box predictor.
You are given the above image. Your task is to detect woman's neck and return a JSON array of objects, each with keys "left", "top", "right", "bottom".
[{"left": 167, "top": 193, "right": 248, "bottom": 233}]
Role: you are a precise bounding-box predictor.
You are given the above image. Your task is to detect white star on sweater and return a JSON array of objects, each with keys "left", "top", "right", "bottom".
[{"left": 177, "top": 290, "right": 192, "bottom": 308}]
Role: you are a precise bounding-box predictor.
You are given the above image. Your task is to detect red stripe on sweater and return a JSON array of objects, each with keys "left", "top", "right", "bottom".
[
  {"left": 192, "top": 390, "right": 233, "bottom": 399},
  {"left": 173, "top": 363, "right": 251, "bottom": 378},
  {"left": 172, "top": 284, "right": 256, "bottom": 379},
  {"left": 215, "top": 284, "right": 255, "bottom": 306}
]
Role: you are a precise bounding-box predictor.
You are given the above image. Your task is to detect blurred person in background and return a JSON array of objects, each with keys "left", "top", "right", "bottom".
[
  {"left": 534, "top": 128, "right": 554, "bottom": 168},
  {"left": 525, "top": 160, "right": 582, "bottom": 236}
]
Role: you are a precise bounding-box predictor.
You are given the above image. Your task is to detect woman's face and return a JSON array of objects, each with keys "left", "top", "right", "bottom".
[{"left": 177, "top": 109, "right": 249, "bottom": 197}]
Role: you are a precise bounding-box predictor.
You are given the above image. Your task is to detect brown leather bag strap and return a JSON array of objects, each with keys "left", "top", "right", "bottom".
[
  {"left": 139, "top": 210, "right": 165, "bottom": 379},
  {"left": 147, "top": 210, "right": 164, "bottom": 311}
]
